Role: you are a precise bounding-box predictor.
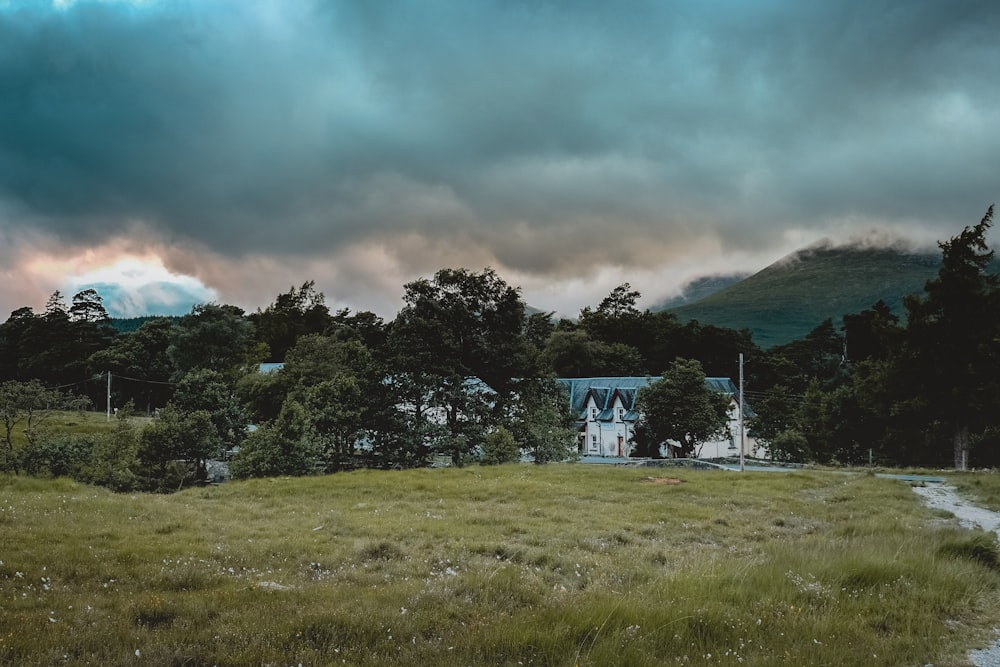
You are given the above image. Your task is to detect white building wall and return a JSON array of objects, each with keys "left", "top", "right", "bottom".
[{"left": 581, "top": 394, "right": 762, "bottom": 460}]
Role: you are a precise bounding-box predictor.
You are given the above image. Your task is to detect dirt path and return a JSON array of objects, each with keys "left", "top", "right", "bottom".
[{"left": 911, "top": 484, "right": 1000, "bottom": 667}]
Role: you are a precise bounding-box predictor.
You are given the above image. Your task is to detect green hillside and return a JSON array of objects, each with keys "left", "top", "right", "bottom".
[
  {"left": 654, "top": 272, "right": 748, "bottom": 309},
  {"left": 667, "top": 243, "right": 944, "bottom": 348}
]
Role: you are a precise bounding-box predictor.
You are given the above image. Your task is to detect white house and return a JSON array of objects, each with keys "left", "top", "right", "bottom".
[{"left": 556, "top": 376, "right": 760, "bottom": 459}]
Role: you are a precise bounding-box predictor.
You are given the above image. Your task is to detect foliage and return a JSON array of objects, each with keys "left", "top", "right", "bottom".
[
  {"left": 541, "top": 330, "right": 644, "bottom": 377},
  {"left": 299, "top": 376, "right": 364, "bottom": 472},
  {"left": 0, "top": 290, "right": 116, "bottom": 392},
  {"left": 229, "top": 400, "right": 319, "bottom": 478},
  {"left": 894, "top": 205, "right": 1000, "bottom": 469},
  {"left": 633, "top": 359, "right": 730, "bottom": 458},
  {"left": 480, "top": 427, "right": 520, "bottom": 465},
  {"left": 137, "top": 405, "right": 219, "bottom": 491},
  {"left": 88, "top": 317, "right": 175, "bottom": 413},
  {"left": 0, "top": 380, "right": 71, "bottom": 473},
  {"left": 17, "top": 432, "right": 97, "bottom": 479},
  {"left": 84, "top": 404, "right": 141, "bottom": 492},
  {"left": 171, "top": 368, "right": 248, "bottom": 453},
  {"left": 249, "top": 281, "right": 332, "bottom": 362},
  {"left": 6, "top": 217, "right": 1000, "bottom": 475},
  {"left": 167, "top": 303, "right": 258, "bottom": 379},
  {"left": 507, "top": 378, "right": 578, "bottom": 464}
]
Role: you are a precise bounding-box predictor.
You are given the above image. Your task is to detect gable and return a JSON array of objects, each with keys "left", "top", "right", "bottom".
[{"left": 556, "top": 375, "right": 750, "bottom": 418}]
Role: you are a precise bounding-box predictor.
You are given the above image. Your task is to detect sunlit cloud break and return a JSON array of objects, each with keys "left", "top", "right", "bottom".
[{"left": 64, "top": 257, "right": 217, "bottom": 318}]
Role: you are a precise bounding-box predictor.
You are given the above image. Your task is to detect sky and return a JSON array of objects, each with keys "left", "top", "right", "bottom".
[{"left": 1, "top": 0, "right": 998, "bottom": 319}]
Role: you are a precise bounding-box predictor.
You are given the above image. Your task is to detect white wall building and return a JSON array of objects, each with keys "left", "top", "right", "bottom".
[{"left": 556, "top": 376, "right": 761, "bottom": 459}]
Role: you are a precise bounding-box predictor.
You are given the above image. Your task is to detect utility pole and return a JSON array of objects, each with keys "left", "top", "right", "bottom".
[
  {"left": 739, "top": 353, "right": 745, "bottom": 472},
  {"left": 106, "top": 372, "right": 111, "bottom": 423}
]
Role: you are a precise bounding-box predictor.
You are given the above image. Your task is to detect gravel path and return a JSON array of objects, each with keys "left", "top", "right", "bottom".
[{"left": 911, "top": 483, "right": 1000, "bottom": 667}]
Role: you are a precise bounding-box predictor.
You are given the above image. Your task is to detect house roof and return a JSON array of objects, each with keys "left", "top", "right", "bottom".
[
  {"left": 556, "top": 376, "right": 750, "bottom": 421},
  {"left": 557, "top": 377, "right": 655, "bottom": 414}
]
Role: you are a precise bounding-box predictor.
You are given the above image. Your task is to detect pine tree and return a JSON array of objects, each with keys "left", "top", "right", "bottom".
[{"left": 900, "top": 205, "right": 1000, "bottom": 469}]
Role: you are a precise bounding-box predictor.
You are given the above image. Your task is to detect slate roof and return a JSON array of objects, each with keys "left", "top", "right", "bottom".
[{"left": 556, "top": 376, "right": 751, "bottom": 421}]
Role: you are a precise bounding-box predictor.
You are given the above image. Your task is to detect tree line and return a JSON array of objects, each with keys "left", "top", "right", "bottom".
[{"left": 1, "top": 206, "right": 999, "bottom": 487}]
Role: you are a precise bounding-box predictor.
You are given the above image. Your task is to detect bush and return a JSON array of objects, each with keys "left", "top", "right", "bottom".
[
  {"left": 17, "top": 433, "right": 95, "bottom": 479},
  {"left": 229, "top": 420, "right": 319, "bottom": 479},
  {"left": 85, "top": 407, "right": 141, "bottom": 492},
  {"left": 481, "top": 428, "right": 520, "bottom": 466}
]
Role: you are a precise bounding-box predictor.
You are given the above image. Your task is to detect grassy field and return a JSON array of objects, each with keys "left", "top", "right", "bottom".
[
  {"left": 2, "top": 466, "right": 1000, "bottom": 666},
  {"left": 4, "top": 409, "right": 155, "bottom": 449}
]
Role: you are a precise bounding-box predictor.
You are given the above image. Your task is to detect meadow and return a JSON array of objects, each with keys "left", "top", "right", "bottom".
[{"left": 2, "top": 465, "right": 1000, "bottom": 666}]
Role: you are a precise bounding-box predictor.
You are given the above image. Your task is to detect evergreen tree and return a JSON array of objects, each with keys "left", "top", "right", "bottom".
[{"left": 897, "top": 205, "right": 1000, "bottom": 468}]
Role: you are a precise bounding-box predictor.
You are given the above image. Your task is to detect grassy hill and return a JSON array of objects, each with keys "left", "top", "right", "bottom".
[
  {"left": 666, "top": 243, "right": 945, "bottom": 348},
  {"left": 654, "top": 273, "right": 749, "bottom": 309}
]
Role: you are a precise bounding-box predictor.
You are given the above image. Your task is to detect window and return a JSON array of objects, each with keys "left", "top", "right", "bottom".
[
  {"left": 591, "top": 434, "right": 597, "bottom": 450},
  {"left": 617, "top": 408, "right": 624, "bottom": 421},
  {"left": 591, "top": 407, "right": 598, "bottom": 420}
]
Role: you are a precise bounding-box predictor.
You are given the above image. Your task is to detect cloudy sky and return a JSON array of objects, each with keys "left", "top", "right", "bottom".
[{"left": 1, "top": 0, "right": 998, "bottom": 318}]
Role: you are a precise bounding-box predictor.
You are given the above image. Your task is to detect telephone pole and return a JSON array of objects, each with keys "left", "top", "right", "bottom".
[{"left": 739, "top": 353, "right": 745, "bottom": 472}]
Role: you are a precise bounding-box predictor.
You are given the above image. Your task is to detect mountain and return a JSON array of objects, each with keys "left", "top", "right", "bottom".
[
  {"left": 654, "top": 273, "right": 749, "bottom": 309},
  {"left": 664, "top": 242, "right": 945, "bottom": 348}
]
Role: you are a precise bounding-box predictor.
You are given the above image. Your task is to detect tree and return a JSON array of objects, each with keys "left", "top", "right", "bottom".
[
  {"left": 137, "top": 404, "right": 219, "bottom": 491},
  {"left": 361, "top": 375, "right": 442, "bottom": 469},
  {"left": 794, "top": 380, "right": 869, "bottom": 464},
  {"left": 300, "top": 376, "right": 364, "bottom": 472},
  {"left": 229, "top": 400, "right": 319, "bottom": 478},
  {"left": 842, "top": 300, "right": 901, "bottom": 364},
  {"left": 0, "top": 307, "right": 37, "bottom": 380},
  {"left": 0, "top": 380, "right": 65, "bottom": 473},
  {"left": 168, "top": 303, "right": 258, "bottom": 379},
  {"left": 171, "top": 369, "right": 248, "bottom": 454},
  {"left": 897, "top": 205, "right": 1000, "bottom": 469},
  {"left": 540, "top": 330, "right": 643, "bottom": 377},
  {"left": 633, "top": 358, "right": 731, "bottom": 458},
  {"left": 87, "top": 317, "right": 176, "bottom": 413},
  {"left": 85, "top": 403, "right": 141, "bottom": 492},
  {"left": 70, "top": 289, "right": 111, "bottom": 324},
  {"left": 579, "top": 284, "right": 650, "bottom": 350},
  {"left": 387, "top": 268, "right": 531, "bottom": 464},
  {"left": 250, "top": 281, "right": 332, "bottom": 362},
  {"left": 481, "top": 427, "right": 521, "bottom": 465},
  {"left": 507, "top": 378, "right": 578, "bottom": 464},
  {"left": 747, "top": 383, "right": 802, "bottom": 460},
  {"left": 394, "top": 268, "right": 530, "bottom": 397}
]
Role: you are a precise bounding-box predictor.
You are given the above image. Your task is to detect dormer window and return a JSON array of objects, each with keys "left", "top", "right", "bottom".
[
  {"left": 591, "top": 407, "right": 598, "bottom": 420},
  {"left": 617, "top": 408, "right": 625, "bottom": 421}
]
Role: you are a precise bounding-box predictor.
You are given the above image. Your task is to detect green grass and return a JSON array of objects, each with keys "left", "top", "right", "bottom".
[
  {"left": 4, "top": 410, "right": 124, "bottom": 449},
  {"left": 950, "top": 472, "right": 1000, "bottom": 513},
  {"left": 2, "top": 466, "right": 1000, "bottom": 666}
]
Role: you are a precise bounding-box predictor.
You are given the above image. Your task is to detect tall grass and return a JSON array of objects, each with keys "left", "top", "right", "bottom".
[{"left": 2, "top": 467, "right": 999, "bottom": 666}]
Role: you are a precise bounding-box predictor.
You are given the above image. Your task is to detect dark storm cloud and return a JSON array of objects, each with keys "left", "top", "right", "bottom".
[{"left": 1, "top": 0, "right": 999, "bottom": 312}]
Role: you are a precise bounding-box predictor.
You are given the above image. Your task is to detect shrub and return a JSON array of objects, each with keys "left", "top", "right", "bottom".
[
  {"left": 481, "top": 428, "right": 520, "bottom": 466},
  {"left": 17, "top": 432, "right": 95, "bottom": 479},
  {"left": 84, "top": 405, "right": 141, "bottom": 492}
]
